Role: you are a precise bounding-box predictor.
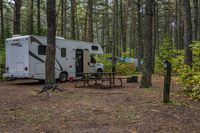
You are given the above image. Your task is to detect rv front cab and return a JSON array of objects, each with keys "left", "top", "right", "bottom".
[
  {"left": 90, "top": 55, "right": 104, "bottom": 73},
  {"left": 90, "top": 55, "right": 96, "bottom": 64}
]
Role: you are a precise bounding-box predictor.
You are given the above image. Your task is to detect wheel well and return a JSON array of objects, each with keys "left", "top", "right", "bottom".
[
  {"left": 59, "top": 71, "right": 68, "bottom": 77},
  {"left": 97, "top": 68, "right": 103, "bottom": 72},
  {"left": 59, "top": 71, "right": 69, "bottom": 82}
]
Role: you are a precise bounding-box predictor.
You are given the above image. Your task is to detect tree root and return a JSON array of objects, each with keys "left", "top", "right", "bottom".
[{"left": 38, "top": 83, "right": 65, "bottom": 95}]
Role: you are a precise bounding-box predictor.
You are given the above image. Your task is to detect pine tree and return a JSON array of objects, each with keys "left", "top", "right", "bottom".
[{"left": 140, "top": 0, "right": 153, "bottom": 88}]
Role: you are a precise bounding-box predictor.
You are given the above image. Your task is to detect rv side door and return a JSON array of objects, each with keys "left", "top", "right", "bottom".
[{"left": 83, "top": 49, "right": 90, "bottom": 73}]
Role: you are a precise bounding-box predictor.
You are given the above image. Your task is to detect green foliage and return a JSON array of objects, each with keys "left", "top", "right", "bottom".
[
  {"left": 155, "top": 36, "right": 184, "bottom": 74},
  {"left": 155, "top": 36, "right": 173, "bottom": 74},
  {"left": 170, "top": 50, "right": 185, "bottom": 74},
  {"left": 121, "top": 49, "right": 135, "bottom": 58},
  {"left": 96, "top": 54, "right": 112, "bottom": 72},
  {"left": 158, "top": 36, "right": 173, "bottom": 61},
  {"left": 179, "top": 42, "right": 200, "bottom": 101},
  {"left": 116, "top": 50, "right": 136, "bottom": 75},
  {"left": 155, "top": 37, "right": 200, "bottom": 101},
  {"left": 96, "top": 51, "right": 137, "bottom": 76},
  {"left": 116, "top": 62, "right": 136, "bottom": 75}
]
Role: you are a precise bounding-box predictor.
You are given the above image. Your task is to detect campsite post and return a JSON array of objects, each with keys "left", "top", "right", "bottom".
[{"left": 163, "top": 61, "right": 171, "bottom": 103}]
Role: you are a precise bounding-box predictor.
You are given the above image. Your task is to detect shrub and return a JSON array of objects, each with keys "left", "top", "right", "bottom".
[
  {"left": 155, "top": 37, "right": 200, "bottom": 101},
  {"left": 96, "top": 53, "right": 112, "bottom": 72},
  {"left": 155, "top": 36, "right": 184, "bottom": 75},
  {"left": 179, "top": 42, "right": 200, "bottom": 101},
  {"left": 116, "top": 62, "right": 136, "bottom": 75},
  {"left": 96, "top": 51, "right": 137, "bottom": 76}
]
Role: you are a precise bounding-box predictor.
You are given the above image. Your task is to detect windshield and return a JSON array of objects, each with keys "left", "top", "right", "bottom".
[{"left": 90, "top": 55, "right": 96, "bottom": 63}]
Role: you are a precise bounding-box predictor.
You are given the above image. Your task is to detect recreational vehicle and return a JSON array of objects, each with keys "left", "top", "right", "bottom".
[{"left": 3, "top": 35, "right": 104, "bottom": 82}]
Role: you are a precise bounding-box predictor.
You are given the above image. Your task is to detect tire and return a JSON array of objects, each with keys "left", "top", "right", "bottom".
[
  {"left": 96, "top": 69, "right": 103, "bottom": 78},
  {"left": 59, "top": 72, "right": 68, "bottom": 82}
]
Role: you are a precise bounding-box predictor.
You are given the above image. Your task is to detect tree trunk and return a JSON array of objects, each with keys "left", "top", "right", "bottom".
[
  {"left": 182, "top": 0, "right": 192, "bottom": 66},
  {"left": 13, "top": 0, "right": 21, "bottom": 34},
  {"left": 164, "top": 1, "right": 170, "bottom": 35},
  {"left": 46, "top": 0, "right": 56, "bottom": 84},
  {"left": 152, "top": 0, "right": 157, "bottom": 73},
  {"left": 55, "top": 1, "right": 61, "bottom": 36},
  {"left": 28, "top": 0, "right": 34, "bottom": 34},
  {"left": 116, "top": 0, "right": 119, "bottom": 57},
  {"left": 83, "top": 9, "right": 88, "bottom": 41},
  {"left": 136, "top": 0, "right": 143, "bottom": 71},
  {"left": 199, "top": 0, "right": 200, "bottom": 40},
  {"left": 60, "top": 0, "right": 64, "bottom": 37},
  {"left": 120, "top": 0, "right": 126, "bottom": 52},
  {"left": 63, "top": 0, "right": 67, "bottom": 38},
  {"left": 156, "top": 2, "right": 159, "bottom": 48},
  {"left": 87, "top": 0, "right": 93, "bottom": 42},
  {"left": 129, "top": 0, "right": 136, "bottom": 56},
  {"left": 101, "top": 10, "right": 105, "bottom": 49},
  {"left": 175, "top": 0, "right": 178, "bottom": 49},
  {"left": 74, "top": 0, "right": 79, "bottom": 40},
  {"left": 140, "top": 0, "right": 153, "bottom": 88},
  {"left": 178, "top": 0, "right": 184, "bottom": 49},
  {"left": 193, "top": 0, "right": 198, "bottom": 40},
  {"left": 95, "top": 19, "right": 99, "bottom": 42},
  {"left": 70, "top": 0, "right": 76, "bottom": 39},
  {"left": 37, "top": 0, "right": 41, "bottom": 35},
  {"left": 0, "top": 0, "right": 4, "bottom": 44},
  {"left": 105, "top": 0, "right": 110, "bottom": 53},
  {"left": 112, "top": 0, "right": 118, "bottom": 72}
]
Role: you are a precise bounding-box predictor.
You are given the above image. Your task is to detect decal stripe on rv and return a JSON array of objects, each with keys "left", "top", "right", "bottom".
[
  {"left": 29, "top": 51, "right": 45, "bottom": 63},
  {"left": 29, "top": 51, "right": 63, "bottom": 71},
  {"left": 30, "top": 35, "right": 61, "bottom": 49},
  {"left": 30, "top": 36, "right": 63, "bottom": 71},
  {"left": 56, "top": 59, "right": 63, "bottom": 71},
  {"left": 30, "top": 36, "right": 44, "bottom": 46}
]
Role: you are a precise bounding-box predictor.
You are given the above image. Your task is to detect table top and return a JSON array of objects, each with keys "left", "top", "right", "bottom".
[{"left": 77, "top": 72, "right": 116, "bottom": 75}]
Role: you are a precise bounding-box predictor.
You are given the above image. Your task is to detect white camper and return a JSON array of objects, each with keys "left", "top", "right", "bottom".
[{"left": 3, "top": 35, "right": 104, "bottom": 82}]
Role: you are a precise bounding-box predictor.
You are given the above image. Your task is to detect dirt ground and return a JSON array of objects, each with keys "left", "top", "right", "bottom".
[{"left": 0, "top": 75, "right": 200, "bottom": 133}]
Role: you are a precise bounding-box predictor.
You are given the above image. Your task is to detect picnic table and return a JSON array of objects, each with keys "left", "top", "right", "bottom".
[{"left": 75, "top": 72, "right": 122, "bottom": 89}]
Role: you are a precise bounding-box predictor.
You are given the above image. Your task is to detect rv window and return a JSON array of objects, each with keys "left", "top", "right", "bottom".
[
  {"left": 91, "top": 46, "right": 98, "bottom": 51},
  {"left": 38, "top": 45, "right": 46, "bottom": 55},
  {"left": 61, "top": 48, "right": 66, "bottom": 57}
]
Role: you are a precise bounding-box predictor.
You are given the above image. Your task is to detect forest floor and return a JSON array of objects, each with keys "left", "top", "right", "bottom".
[{"left": 0, "top": 75, "right": 200, "bottom": 133}]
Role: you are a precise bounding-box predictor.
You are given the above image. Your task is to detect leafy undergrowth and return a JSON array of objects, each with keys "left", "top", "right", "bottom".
[
  {"left": 155, "top": 37, "right": 200, "bottom": 101},
  {"left": 96, "top": 51, "right": 138, "bottom": 76}
]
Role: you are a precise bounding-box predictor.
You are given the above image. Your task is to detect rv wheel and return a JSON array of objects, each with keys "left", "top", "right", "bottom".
[
  {"left": 96, "top": 69, "right": 103, "bottom": 78},
  {"left": 59, "top": 72, "right": 68, "bottom": 82}
]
